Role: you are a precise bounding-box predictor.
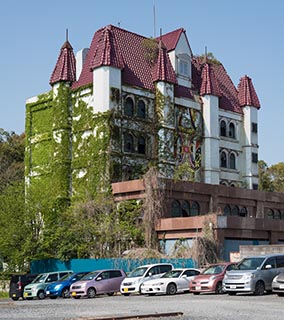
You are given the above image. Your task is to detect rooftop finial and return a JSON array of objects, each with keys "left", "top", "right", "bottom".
[
  {"left": 204, "top": 46, "right": 208, "bottom": 63},
  {"left": 153, "top": 0, "right": 156, "bottom": 37},
  {"left": 66, "top": 28, "right": 68, "bottom": 42}
]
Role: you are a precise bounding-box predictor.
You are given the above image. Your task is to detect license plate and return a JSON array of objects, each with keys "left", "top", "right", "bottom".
[
  {"left": 23, "top": 292, "right": 28, "bottom": 297},
  {"left": 279, "top": 284, "right": 284, "bottom": 289},
  {"left": 12, "top": 294, "right": 16, "bottom": 297},
  {"left": 196, "top": 286, "right": 201, "bottom": 290},
  {"left": 46, "top": 291, "right": 50, "bottom": 295},
  {"left": 230, "top": 285, "right": 237, "bottom": 289},
  {"left": 71, "top": 292, "right": 76, "bottom": 296},
  {"left": 124, "top": 288, "right": 128, "bottom": 292}
]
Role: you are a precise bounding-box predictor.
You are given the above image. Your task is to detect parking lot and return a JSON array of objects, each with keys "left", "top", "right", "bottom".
[{"left": 0, "top": 293, "right": 283, "bottom": 320}]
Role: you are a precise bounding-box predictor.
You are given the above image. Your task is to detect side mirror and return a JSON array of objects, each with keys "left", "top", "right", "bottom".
[
  {"left": 182, "top": 275, "right": 187, "bottom": 278},
  {"left": 148, "top": 272, "right": 152, "bottom": 277},
  {"left": 96, "top": 277, "right": 102, "bottom": 281},
  {"left": 265, "top": 264, "right": 272, "bottom": 269}
]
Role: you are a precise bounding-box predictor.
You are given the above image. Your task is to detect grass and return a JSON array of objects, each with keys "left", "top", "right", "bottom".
[{"left": 0, "top": 291, "right": 9, "bottom": 299}]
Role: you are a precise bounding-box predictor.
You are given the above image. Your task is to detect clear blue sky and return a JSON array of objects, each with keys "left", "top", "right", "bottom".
[{"left": 0, "top": 0, "right": 283, "bottom": 166}]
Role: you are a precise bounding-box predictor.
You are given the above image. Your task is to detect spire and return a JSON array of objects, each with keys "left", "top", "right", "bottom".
[
  {"left": 238, "top": 75, "right": 260, "bottom": 108},
  {"left": 200, "top": 63, "right": 221, "bottom": 97},
  {"left": 91, "top": 25, "right": 124, "bottom": 70},
  {"left": 50, "top": 31, "right": 76, "bottom": 85},
  {"left": 152, "top": 39, "right": 177, "bottom": 84}
]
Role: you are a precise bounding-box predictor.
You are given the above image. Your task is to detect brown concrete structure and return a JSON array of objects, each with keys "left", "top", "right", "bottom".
[{"left": 112, "top": 179, "right": 284, "bottom": 260}]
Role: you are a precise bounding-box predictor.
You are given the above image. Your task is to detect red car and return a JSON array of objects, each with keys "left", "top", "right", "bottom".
[{"left": 189, "top": 262, "right": 237, "bottom": 294}]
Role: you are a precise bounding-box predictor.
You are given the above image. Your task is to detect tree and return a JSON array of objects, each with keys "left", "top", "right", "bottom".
[{"left": 258, "top": 161, "right": 284, "bottom": 193}]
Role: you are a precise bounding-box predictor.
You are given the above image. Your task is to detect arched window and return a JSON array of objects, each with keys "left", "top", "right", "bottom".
[
  {"left": 229, "top": 123, "right": 236, "bottom": 139},
  {"left": 229, "top": 153, "right": 236, "bottom": 169},
  {"left": 137, "top": 136, "right": 146, "bottom": 154},
  {"left": 171, "top": 200, "right": 181, "bottom": 217},
  {"left": 124, "top": 97, "right": 134, "bottom": 117},
  {"left": 181, "top": 201, "right": 190, "bottom": 217},
  {"left": 137, "top": 100, "right": 146, "bottom": 119},
  {"left": 240, "top": 207, "right": 248, "bottom": 217},
  {"left": 190, "top": 201, "right": 200, "bottom": 216},
  {"left": 220, "top": 151, "right": 227, "bottom": 168},
  {"left": 274, "top": 210, "right": 281, "bottom": 220},
  {"left": 266, "top": 209, "right": 274, "bottom": 220},
  {"left": 220, "top": 120, "right": 226, "bottom": 137},
  {"left": 231, "top": 205, "right": 239, "bottom": 216},
  {"left": 124, "top": 133, "right": 134, "bottom": 153},
  {"left": 223, "top": 205, "right": 231, "bottom": 216},
  {"left": 220, "top": 181, "right": 227, "bottom": 186}
]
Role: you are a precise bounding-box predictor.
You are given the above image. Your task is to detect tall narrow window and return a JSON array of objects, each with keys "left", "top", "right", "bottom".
[
  {"left": 223, "top": 205, "right": 231, "bottom": 216},
  {"left": 240, "top": 207, "right": 248, "bottom": 217},
  {"left": 190, "top": 201, "right": 200, "bottom": 216},
  {"left": 124, "top": 133, "right": 134, "bottom": 153},
  {"left": 229, "top": 153, "right": 236, "bottom": 169},
  {"left": 137, "top": 100, "right": 146, "bottom": 119},
  {"left": 220, "top": 151, "right": 227, "bottom": 168},
  {"left": 229, "top": 123, "right": 235, "bottom": 139},
  {"left": 124, "top": 97, "right": 134, "bottom": 117},
  {"left": 231, "top": 205, "right": 239, "bottom": 216},
  {"left": 181, "top": 201, "right": 190, "bottom": 217},
  {"left": 220, "top": 120, "right": 226, "bottom": 137},
  {"left": 171, "top": 200, "right": 181, "bottom": 217},
  {"left": 252, "top": 152, "right": 258, "bottom": 163},
  {"left": 137, "top": 136, "right": 146, "bottom": 154}
]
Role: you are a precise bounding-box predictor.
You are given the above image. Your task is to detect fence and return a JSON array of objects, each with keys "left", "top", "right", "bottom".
[{"left": 31, "top": 258, "right": 196, "bottom": 274}]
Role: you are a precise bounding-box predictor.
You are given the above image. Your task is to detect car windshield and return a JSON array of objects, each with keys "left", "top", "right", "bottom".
[
  {"left": 237, "top": 257, "right": 265, "bottom": 270},
  {"left": 203, "top": 265, "right": 225, "bottom": 275},
  {"left": 59, "top": 274, "right": 72, "bottom": 281},
  {"left": 127, "top": 267, "right": 148, "bottom": 278},
  {"left": 161, "top": 270, "right": 182, "bottom": 278},
  {"left": 81, "top": 272, "right": 99, "bottom": 281},
  {"left": 32, "top": 274, "right": 47, "bottom": 283}
]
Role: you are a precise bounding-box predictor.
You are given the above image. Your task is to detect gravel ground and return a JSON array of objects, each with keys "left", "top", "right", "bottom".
[{"left": 0, "top": 293, "right": 283, "bottom": 320}]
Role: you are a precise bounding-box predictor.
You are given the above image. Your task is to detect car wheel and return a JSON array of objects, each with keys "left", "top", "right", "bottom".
[
  {"left": 254, "top": 281, "right": 265, "bottom": 296},
  {"left": 37, "top": 290, "right": 45, "bottom": 300},
  {"left": 87, "top": 287, "right": 96, "bottom": 298},
  {"left": 228, "top": 291, "right": 237, "bottom": 296},
  {"left": 107, "top": 292, "right": 114, "bottom": 296},
  {"left": 61, "top": 287, "right": 70, "bottom": 298},
  {"left": 166, "top": 283, "right": 177, "bottom": 295},
  {"left": 277, "top": 292, "right": 284, "bottom": 297},
  {"left": 11, "top": 297, "right": 19, "bottom": 301},
  {"left": 215, "top": 282, "right": 224, "bottom": 294}
]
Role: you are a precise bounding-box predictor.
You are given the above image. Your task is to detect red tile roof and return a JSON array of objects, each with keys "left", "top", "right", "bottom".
[
  {"left": 70, "top": 25, "right": 260, "bottom": 114},
  {"left": 238, "top": 75, "right": 261, "bottom": 109},
  {"left": 200, "top": 63, "right": 221, "bottom": 97},
  {"left": 152, "top": 41, "right": 177, "bottom": 84},
  {"left": 50, "top": 41, "right": 76, "bottom": 85}
]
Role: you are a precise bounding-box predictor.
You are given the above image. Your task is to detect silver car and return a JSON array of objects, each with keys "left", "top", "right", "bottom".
[
  {"left": 223, "top": 254, "right": 284, "bottom": 296},
  {"left": 272, "top": 273, "right": 284, "bottom": 296}
]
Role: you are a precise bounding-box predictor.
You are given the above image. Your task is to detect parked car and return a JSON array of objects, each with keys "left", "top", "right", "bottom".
[
  {"left": 223, "top": 254, "right": 284, "bottom": 296},
  {"left": 9, "top": 274, "right": 38, "bottom": 301},
  {"left": 272, "top": 273, "right": 284, "bottom": 296},
  {"left": 23, "top": 270, "right": 73, "bottom": 300},
  {"left": 141, "top": 268, "right": 200, "bottom": 295},
  {"left": 190, "top": 262, "right": 237, "bottom": 295},
  {"left": 70, "top": 269, "right": 126, "bottom": 299},
  {"left": 45, "top": 271, "right": 90, "bottom": 299},
  {"left": 120, "top": 263, "right": 173, "bottom": 296}
]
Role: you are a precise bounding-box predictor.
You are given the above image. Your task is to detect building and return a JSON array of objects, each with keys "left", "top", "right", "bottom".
[
  {"left": 25, "top": 24, "right": 261, "bottom": 205},
  {"left": 112, "top": 179, "right": 284, "bottom": 261}
]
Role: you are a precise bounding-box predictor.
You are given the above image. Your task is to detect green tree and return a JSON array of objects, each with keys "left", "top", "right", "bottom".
[{"left": 258, "top": 160, "right": 273, "bottom": 192}]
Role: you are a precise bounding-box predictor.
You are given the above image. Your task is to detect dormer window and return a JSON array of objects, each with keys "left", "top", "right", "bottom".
[{"left": 177, "top": 54, "right": 190, "bottom": 77}]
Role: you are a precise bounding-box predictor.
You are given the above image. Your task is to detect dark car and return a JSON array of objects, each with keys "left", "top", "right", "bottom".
[
  {"left": 45, "top": 271, "right": 90, "bottom": 299},
  {"left": 9, "top": 274, "right": 38, "bottom": 301}
]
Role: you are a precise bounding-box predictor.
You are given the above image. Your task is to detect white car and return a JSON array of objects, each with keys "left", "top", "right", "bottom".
[{"left": 141, "top": 268, "right": 200, "bottom": 295}]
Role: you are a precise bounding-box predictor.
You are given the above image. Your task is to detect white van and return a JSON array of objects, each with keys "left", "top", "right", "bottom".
[
  {"left": 223, "top": 254, "right": 284, "bottom": 295},
  {"left": 120, "top": 263, "right": 173, "bottom": 296}
]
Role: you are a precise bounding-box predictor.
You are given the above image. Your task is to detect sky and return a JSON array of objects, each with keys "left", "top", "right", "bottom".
[{"left": 0, "top": 0, "right": 283, "bottom": 166}]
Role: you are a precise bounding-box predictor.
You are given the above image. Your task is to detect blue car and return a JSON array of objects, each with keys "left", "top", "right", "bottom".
[{"left": 45, "top": 272, "right": 90, "bottom": 299}]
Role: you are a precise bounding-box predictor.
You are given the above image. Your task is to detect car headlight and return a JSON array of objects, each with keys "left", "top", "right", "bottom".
[
  {"left": 210, "top": 276, "right": 218, "bottom": 281},
  {"left": 54, "top": 284, "right": 62, "bottom": 290},
  {"left": 272, "top": 276, "right": 278, "bottom": 283},
  {"left": 153, "top": 282, "right": 164, "bottom": 286},
  {"left": 243, "top": 273, "right": 255, "bottom": 281}
]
